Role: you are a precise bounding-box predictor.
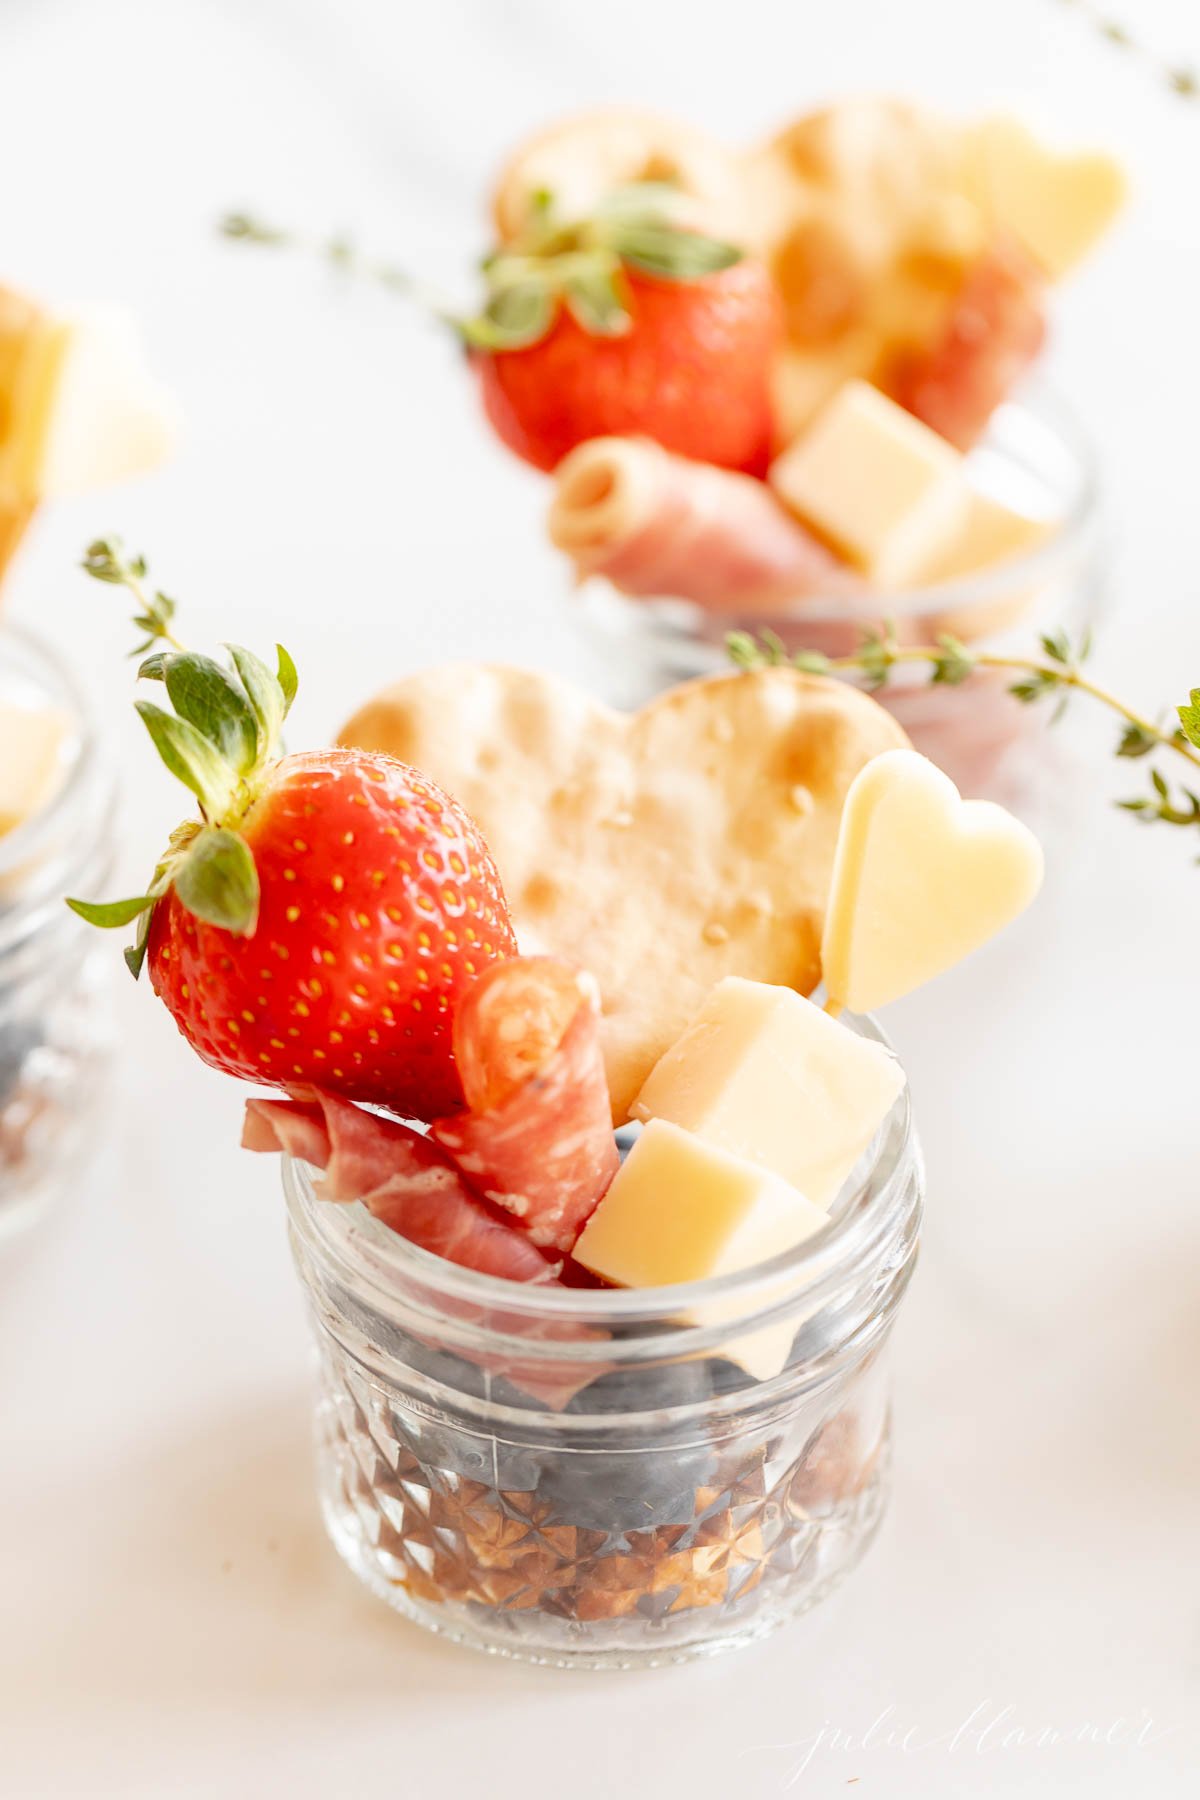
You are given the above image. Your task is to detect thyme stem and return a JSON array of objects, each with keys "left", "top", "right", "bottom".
[{"left": 821, "top": 645, "right": 1200, "bottom": 774}]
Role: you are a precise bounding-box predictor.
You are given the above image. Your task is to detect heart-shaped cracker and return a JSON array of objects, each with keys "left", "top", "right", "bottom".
[
  {"left": 821, "top": 748, "right": 1043, "bottom": 1013},
  {"left": 340, "top": 666, "right": 906, "bottom": 1120},
  {"left": 968, "top": 118, "right": 1125, "bottom": 281}
]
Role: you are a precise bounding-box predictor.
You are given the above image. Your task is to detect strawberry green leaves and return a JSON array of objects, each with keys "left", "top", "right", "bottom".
[
  {"left": 66, "top": 892, "right": 160, "bottom": 929},
  {"left": 172, "top": 828, "right": 260, "bottom": 935},
  {"left": 560, "top": 254, "right": 631, "bottom": 337},
  {"left": 462, "top": 278, "right": 557, "bottom": 351},
  {"left": 460, "top": 180, "right": 744, "bottom": 352},
  {"left": 150, "top": 652, "right": 260, "bottom": 772},
  {"left": 227, "top": 644, "right": 294, "bottom": 760},
  {"left": 69, "top": 542, "right": 298, "bottom": 972},
  {"left": 68, "top": 886, "right": 161, "bottom": 978},
  {"left": 68, "top": 824, "right": 259, "bottom": 976},
  {"left": 133, "top": 700, "right": 243, "bottom": 818}
]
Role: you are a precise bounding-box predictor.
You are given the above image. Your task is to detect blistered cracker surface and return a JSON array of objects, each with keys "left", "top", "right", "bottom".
[{"left": 339, "top": 665, "right": 906, "bottom": 1119}]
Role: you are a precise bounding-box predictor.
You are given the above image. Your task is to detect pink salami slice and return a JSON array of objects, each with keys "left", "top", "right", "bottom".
[
  {"left": 431, "top": 958, "right": 619, "bottom": 1255},
  {"left": 243, "top": 1091, "right": 603, "bottom": 1405},
  {"left": 888, "top": 238, "right": 1047, "bottom": 450},
  {"left": 243, "top": 1092, "right": 558, "bottom": 1284}
]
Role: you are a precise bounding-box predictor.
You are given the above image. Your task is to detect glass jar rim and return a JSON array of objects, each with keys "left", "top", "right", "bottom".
[
  {"left": 590, "top": 383, "right": 1100, "bottom": 630},
  {"left": 0, "top": 622, "right": 104, "bottom": 890},
  {"left": 284, "top": 1008, "right": 921, "bottom": 1333}
]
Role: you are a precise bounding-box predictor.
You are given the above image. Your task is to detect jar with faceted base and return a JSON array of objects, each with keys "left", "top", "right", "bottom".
[
  {"left": 0, "top": 625, "right": 117, "bottom": 1233},
  {"left": 580, "top": 389, "right": 1101, "bottom": 808},
  {"left": 286, "top": 1013, "right": 922, "bottom": 1669}
]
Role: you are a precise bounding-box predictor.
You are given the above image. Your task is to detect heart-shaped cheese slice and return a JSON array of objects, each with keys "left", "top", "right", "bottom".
[
  {"left": 967, "top": 117, "right": 1126, "bottom": 281},
  {"left": 340, "top": 665, "right": 906, "bottom": 1119},
  {"left": 821, "top": 748, "right": 1043, "bottom": 1013}
]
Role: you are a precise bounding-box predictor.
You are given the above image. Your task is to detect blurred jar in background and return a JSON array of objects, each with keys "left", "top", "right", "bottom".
[
  {"left": 0, "top": 626, "right": 117, "bottom": 1233},
  {"left": 569, "top": 390, "right": 1102, "bottom": 809}
]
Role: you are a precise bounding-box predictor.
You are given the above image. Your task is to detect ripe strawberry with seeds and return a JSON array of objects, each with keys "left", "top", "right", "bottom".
[
  {"left": 70, "top": 540, "right": 516, "bottom": 1120},
  {"left": 465, "top": 184, "right": 782, "bottom": 476}
]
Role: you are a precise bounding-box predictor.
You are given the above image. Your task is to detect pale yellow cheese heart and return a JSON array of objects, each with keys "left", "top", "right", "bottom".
[
  {"left": 339, "top": 665, "right": 906, "bottom": 1119},
  {"left": 822, "top": 748, "right": 1043, "bottom": 1013},
  {"left": 967, "top": 117, "right": 1126, "bottom": 281}
]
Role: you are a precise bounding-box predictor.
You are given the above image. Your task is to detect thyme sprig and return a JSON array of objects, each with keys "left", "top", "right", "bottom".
[
  {"left": 82, "top": 537, "right": 185, "bottom": 655},
  {"left": 1050, "top": 0, "right": 1198, "bottom": 102},
  {"left": 727, "top": 626, "right": 1200, "bottom": 851},
  {"left": 218, "top": 212, "right": 453, "bottom": 318}
]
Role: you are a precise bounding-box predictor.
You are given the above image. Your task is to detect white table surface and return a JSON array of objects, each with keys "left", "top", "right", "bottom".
[{"left": 1, "top": 1, "right": 1198, "bottom": 1794}]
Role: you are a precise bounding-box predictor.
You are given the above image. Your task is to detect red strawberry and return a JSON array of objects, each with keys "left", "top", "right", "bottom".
[
  {"left": 465, "top": 184, "right": 782, "bottom": 476},
  {"left": 146, "top": 749, "right": 515, "bottom": 1118},
  {"left": 69, "top": 542, "right": 516, "bottom": 1120}
]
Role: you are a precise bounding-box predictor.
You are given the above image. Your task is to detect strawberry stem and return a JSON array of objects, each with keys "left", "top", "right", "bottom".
[{"left": 70, "top": 542, "right": 299, "bottom": 971}]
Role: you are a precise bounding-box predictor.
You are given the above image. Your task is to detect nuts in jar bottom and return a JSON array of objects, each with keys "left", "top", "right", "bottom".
[{"left": 323, "top": 1388, "right": 882, "bottom": 1624}]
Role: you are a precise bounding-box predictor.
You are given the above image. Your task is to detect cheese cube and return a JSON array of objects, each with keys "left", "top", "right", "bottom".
[
  {"left": 770, "top": 380, "right": 967, "bottom": 587},
  {"left": 573, "top": 1117, "right": 829, "bottom": 1290},
  {"left": 632, "top": 978, "right": 904, "bottom": 1208},
  {"left": 0, "top": 703, "right": 68, "bottom": 838},
  {"left": 968, "top": 118, "right": 1126, "bottom": 282},
  {"left": 918, "top": 486, "right": 1052, "bottom": 586},
  {"left": 0, "top": 309, "right": 176, "bottom": 502},
  {"left": 40, "top": 309, "right": 178, "bottom": 498}
]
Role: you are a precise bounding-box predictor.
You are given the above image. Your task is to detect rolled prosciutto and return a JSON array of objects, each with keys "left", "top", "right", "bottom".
[
  {"left": 242, "top": 1091, "right": 558, "bottom": 1284},
  {"left": 886, "top": 239, "right": 1047, "bottom": 451},
  {"left": 547, "top": 435, "right": 858, "bottom": 613},
  {"left": 243, "top": 1090, "right": 604, "bottom": 1407},
  {"left": 431, "top": 957, "right": 619, "bottom": 1256}
]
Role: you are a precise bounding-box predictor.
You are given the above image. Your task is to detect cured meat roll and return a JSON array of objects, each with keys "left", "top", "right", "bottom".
[
  {"left": 547, "top": 435, "right": 858, "bottom": 613},
  {"left": 242, "top": 1091, "right": 559, "bottom": 1284},
  {"left": 244, "top": 1090, "right": 603, "bottom": 1406},
  {"left": 432, "top": 957, "right": 619, "bottom": 1255}
]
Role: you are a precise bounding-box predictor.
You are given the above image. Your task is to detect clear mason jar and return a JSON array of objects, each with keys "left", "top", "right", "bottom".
[
  {"left": 286, "top": 1014, "right": 922, "bottom": 1669},
  {"left": 0, "top": 625, "right": 117, "bottom": 1234},
  {"left": 578, "top": 389, "right": 1103, "bottom": 807}
]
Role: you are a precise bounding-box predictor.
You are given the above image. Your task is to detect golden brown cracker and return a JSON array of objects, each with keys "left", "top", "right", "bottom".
[
  {"left": 491, "top": 107, "right": 747, "bottom": 242},
  {"left": 340, "top": 666, "right": 906, "bottom": 1120},
  {"left": 742, "top": 100, "right": 985, "bottom": 442}
]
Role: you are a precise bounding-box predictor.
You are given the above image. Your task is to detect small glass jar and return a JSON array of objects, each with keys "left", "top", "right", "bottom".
[
  {"left": 286, "top": 1014, "right": 922, "bottom": 1669},
  {"left": 0, "top": 625, "right": 117, "bottom": 1233},
  {"left": 579, "top": 389, "right": 1102, "bottom": 806}
]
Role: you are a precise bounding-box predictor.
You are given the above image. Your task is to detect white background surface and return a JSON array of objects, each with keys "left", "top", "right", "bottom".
[{"left": 1, "top": 1, "right": 1198, "bottom": 1794}]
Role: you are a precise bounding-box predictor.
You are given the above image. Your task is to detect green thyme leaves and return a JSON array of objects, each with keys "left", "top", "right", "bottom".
[
  {"left": 726, "top": 624, "right": 1200, "bottom": 857},
  {"left": 1176, "top": 689, "right": 1200, "bottom": 750}
]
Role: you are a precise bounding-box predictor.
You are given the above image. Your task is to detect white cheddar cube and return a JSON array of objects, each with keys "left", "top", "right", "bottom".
[
  {"left": 769, "top": 380, "right": 967, "bottom": 587},
  {"left": 631, "top": 978, "right": 904, "bottom": 1208},
  {"left": 573, "top": 1118, "right": 829, "bottom": 1291},
  {"left": 0, "top": 703, "right": 69, "bottom": 838},
  {"left": 918, "top": 486, "right": 1052, "bottom": 585},
  {"left": 38, "top": 308, "right": 178, "bottom": 498},
  {"left": 969, "top": 118, "right": 1126, "bottom": 282},
  {"left": 0, "top": 309, "right": 176, "bottom": 502}
]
